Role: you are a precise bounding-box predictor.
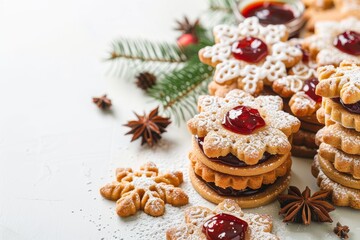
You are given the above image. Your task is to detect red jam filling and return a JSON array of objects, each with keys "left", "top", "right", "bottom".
[
  {"left": 202, "top": 213, "right": 248, "bottom": 240},
  {"left": 232, "top": 37, "right": 268, "bottom": 63},
  {"left": 196, "top": 136, "right": 272, "bottom": 167},
  {"left": 303, "top": 78, "right": 322, "bottom": 103},
  {"left": 332, "top": 98, "right": 360, "bottom": 114},
  {"left": 295, "top": 44, "right": 310, "bottom": 63},
  {"left": 334, "top": 31, "right": 360, "bottom": 56},
  {"left": 241, "top": 2, "right": 296, "bottom": 25},
  {"left": 222, "top": 106, "right": 266, "bottom": 135}
]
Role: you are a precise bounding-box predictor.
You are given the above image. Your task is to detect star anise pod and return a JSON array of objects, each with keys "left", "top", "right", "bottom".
[
  {"left": 334, "top": 222, "right": 350, "bottom": 239},
  {"left": 124, "top": 107, "right": 171, "bottom": 147},
  {"left": 92, "top": 94, "right": 112, "bottom": 110},
  {"left": 174, "top": 16, "right": 200, "bottom": 35},
  {"left": 278, "top": 186, "right": 335, "bottom": 225},
  {"left": 135, "top": 72, "right": 157, "bottom": 91}
]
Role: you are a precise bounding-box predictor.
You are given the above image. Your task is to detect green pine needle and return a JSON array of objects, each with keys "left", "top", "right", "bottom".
[
  {"left": 209, "top": 0, "right": 236, "bottom": 13},
  {"left": 109, "top": 38, "right": 187, "bottom": 63},
  {"left": 148, "top": 59, "right": 214, "bottom": 124},
  {"left": 108, "top": 38, "right": 188, "bottom": 76}
]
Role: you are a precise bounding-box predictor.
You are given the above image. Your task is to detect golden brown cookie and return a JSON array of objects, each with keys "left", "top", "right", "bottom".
[
  {"left": 208, "top": 80, "right": 238, "bottom": 97},
  {"left": 317, "top": 154, "right": 360, "bottom": 189},
  {"left": 198, "top": 17, "right": 302, "bottom": 95},
  {"left": 317, "top": 60, "right": 360, "bottom": 104},
  {"left": 303, "top": 0, "right": 334, "bottom": 9},
  {"left": 187, "top": 90, "right": 300, "bottom": 165},
  {"left": 190, "top": 152, "right": 291, "bottom": 190},
  {"left": 190, "top": 137, "right": 291, "bottom": 177},
  {"left": 316, "top": 124, "right": 360, "bottom": 155},
  {"left": 100, "top": 162, "right": 188, "bottom": 217},
  {"left": 305, "top": 19, "right": 360, "bottom": 66},
  {"left": 312, "top": 156, "right": 360, "bottom": 209},
  {"left": 289, "top": 92, "right": 321, "bottom": 117},
  {"left": 166, "top": 199, "right": 279, "bottom": 240},
  {"left": 189, "top": 166, "right": 291, "bottom": 208},
  {"left": 321, "top": 98, "right": 360, "bottom": 131},
  {"left": 316, "top": 106, "right": 335, "bottom": 126},
  {"left": 319, "top": 142, "right": 360, "bottom": 179}
]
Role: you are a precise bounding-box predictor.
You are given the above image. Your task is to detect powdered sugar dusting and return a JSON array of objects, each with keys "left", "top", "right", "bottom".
[
  {"left": 200, "top": 17, "right": 302, "bottom": 95},
  {"left": 187, "top": 90, "right": 299, "bottom": 163},
  {"left": 305, "top": 17, "right": 360, "bottom": 66}
]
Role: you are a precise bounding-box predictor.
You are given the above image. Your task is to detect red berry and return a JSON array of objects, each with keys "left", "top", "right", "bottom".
[
  {"left": 202, "top": 213, "right": 248, "bottom": 240},
  {"left": 303, "top": 78, "right": 322, "bottom": 103},
  {"left": 222, "top": 106, "right": 266, "bottom": 135},
  {"left": 232, "top": 37, "right": 268, "bottom": 63},
  {"left": 334, "top": 31, "right": 360, "bottom": 56},
  {"left": 177, "top": 33, "right": 198, "bottom": 47}
]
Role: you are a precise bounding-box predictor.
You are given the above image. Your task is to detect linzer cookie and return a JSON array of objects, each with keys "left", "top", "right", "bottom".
[
  {"left": 100, "top": 162, "right": 189, "bottom": 217},
  {"left": 312, "top": 156, "right": 360, "bottom": 209},
  {"left": 304, "top": 18, "right": 360, "bottom": 67},
  {"left": 313, "top": 59, "right": 360, "bottom": 209},
  {"left": 315, "top": 124, "right": 360, "bottom": 155},
  {"left": 187, "top": 90, "right": 299, "bottom": 207},
  {"left": 319, "top": 142, "right": 360, "bottom": 179},
  {"left": 292, "top": 129, "right": 318, "bottom": 158},
  {"left": 166, "top": 199, "right": 279, "bottom": 240},
  {"left": 199, "top": 17, "right": 302, "bottom": 95},
  {"left": 305, "top": 0, "right": 360, "bottom": 33}
]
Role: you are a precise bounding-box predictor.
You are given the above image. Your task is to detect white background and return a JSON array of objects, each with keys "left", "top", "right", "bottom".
[{"left": 0, "top": 0, "right": 359, "bottom": 239}]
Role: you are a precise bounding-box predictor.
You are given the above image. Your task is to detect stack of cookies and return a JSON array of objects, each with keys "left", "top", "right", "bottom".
[
  {"left": 187, "top": 90, "right": 300, "bottom": 208},
  {"left": 312, "top": 60, "right": 360, "bottom": 209}
]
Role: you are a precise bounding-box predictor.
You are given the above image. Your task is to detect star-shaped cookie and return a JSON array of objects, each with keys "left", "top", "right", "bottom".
[
  {"left": 199, "top": 17, "right": 302, "bottom": 95},
  {"left": 304, "top": 17, "right": 360, "bottom": 67},
  {"left": 187, "top": 90, "right": 300, "bottom": 165},
  {"left": 317, "top": 60, "right": 360, "bottom": 104},
  {"left": 100, "top": 162, "right": 189, "bottom": 217},
  {"left": 166, "top": 199, "right": 279, "bottom": 240}
]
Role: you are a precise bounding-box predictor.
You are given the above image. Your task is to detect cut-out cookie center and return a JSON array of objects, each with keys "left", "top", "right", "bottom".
[
  {"left": 334, "top": 31, "right": 360, "bottom": 56},
  {"left": 231, "top": 37, "right": 268, "bottom": 63},
  {"left": 202, "top": 213, "right": 248, "bottom": 240},
  {"left": 222, "top": 106, "right": 266, "bottom": 134},
  {"left": 303, "top": 78, "right": 322, "bottom": 103}
]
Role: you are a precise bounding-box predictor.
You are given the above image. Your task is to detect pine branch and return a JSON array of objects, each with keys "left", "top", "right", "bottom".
[
  {"left": 107, "top": 38, "right": 188, "bottom": 77},
  {"left": 208, "top": 0, "right": 236, "bottom": 13},
  {"left": 109, "top": 38, "right": 187, "bottom": 63},
  {"left": 148, "top": 59, "right": 214, "bottom": 124}
]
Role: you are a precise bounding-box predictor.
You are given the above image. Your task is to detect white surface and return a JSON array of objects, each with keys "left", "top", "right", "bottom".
[{"left": 0, "top": 0, "right": 359, "bottom": 239}]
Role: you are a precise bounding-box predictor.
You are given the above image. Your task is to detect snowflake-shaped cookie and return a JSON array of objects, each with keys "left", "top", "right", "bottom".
[
  {"left": 100, "top": 162, "right": 189, "bottom": 217},
  {"left": 166, "top": 199, "right": 279, "bottom": 240},
  {"left": 304, "top": 17, "right": 360, "bottom": 67},
  {"left": 199, "top": 17, "right": 302, "bottom": 95},
  {"left": 316, "top": 60, "right": 360, "bottom": 104},
  {"left": 187, "top": 90, "right": 300, "bottom": 165}
]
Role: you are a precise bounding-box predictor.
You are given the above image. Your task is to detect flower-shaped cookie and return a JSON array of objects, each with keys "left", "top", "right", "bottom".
[
  {"left": 316, "top": 60, "right": 360, "bottom": 104},
  {"left": 304, "top": 17, "right": 360, "bottom": 67},
  {"left": 199, "top": 17, "right": 302, "bottom": 95},
  {"left": 305, "top": 0, "right": 360, "bottom": 32},
  {"left": 166, "top": 199, "right": 279, "bottom": 240},
  {"left": 100, "top": 162, "right": 189, "bottom": 217},
  {"left": 187, "top": 90, "right": 300, "bottom": 165}
]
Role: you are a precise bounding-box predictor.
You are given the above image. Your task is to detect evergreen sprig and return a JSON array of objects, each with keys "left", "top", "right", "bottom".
[
  {"left": 205, "top": 0, "right": 238, "bottom": 26},
  {"left": 148, "top": 59, "right": 214, "bottom": 123},
  {"left": 108, "top": 39, "right": 188, "bottom": 76},
  {"left": 209, "top": 0, "right": 235, "bottom": 12}
]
